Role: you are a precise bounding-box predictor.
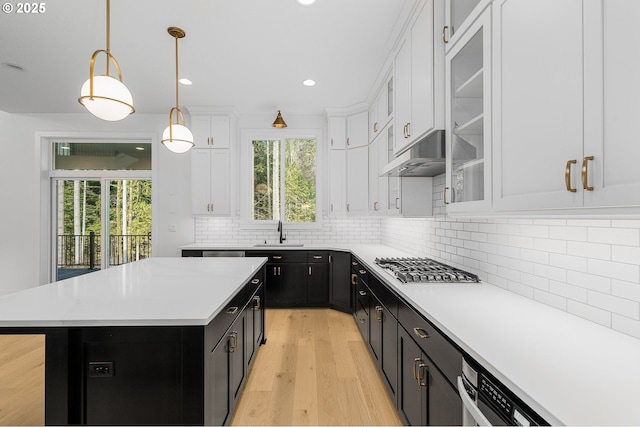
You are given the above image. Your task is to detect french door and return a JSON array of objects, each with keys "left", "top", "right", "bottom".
[{"left": 53, "top": 178, "right": 152, "bottom": 281}]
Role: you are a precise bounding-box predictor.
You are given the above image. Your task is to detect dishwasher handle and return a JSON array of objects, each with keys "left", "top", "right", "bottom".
[{"left": 457, "top": 376, "right": 492, "bottom": 427}]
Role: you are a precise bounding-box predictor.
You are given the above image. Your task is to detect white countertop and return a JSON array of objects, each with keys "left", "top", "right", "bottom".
[
  {"left": 0, "top": 257, "right": 266, "bottom": 327},
  {"left": 183, "top": 242, "right": 640, "bottom": 426}
]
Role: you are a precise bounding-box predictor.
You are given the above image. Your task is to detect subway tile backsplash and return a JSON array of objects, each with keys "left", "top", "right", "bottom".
[
  {"left": 194, "top": 175, "right": 640, "bottom": 339},
  {"left": 381, "top": 175, "right": 640, "bottom": 339},
  {"left": 194, "top": 216, "right": 382, "bottom": 245}
]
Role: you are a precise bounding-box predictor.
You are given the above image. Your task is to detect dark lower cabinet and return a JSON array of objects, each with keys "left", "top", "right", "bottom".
[
  {"left": 308, "top": 262, "right": 329, "bottom": 306},
  {"left": 207, "top": 311, "right": 248, "bottom": 426},
  {"left": 397, "top": 327, "right": 462, "bottom": 426},
  {"left": 329, "top": 251, "right": 352, "bottom": 313},
  {"left": 368, "top": 282, "right": 398, "bottom": 403}
]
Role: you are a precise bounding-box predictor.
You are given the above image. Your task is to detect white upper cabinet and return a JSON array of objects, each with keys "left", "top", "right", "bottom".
[
  {"left": 191, "top": 115, "right": 230, "bottom": 149},
  {"left": 442, "top": 0, "right": 491, "bottom": 52},
  {"left": 189, "top": 111, "right": 236, "bottom": 216},
  {"left": 492, "top": 0, "right": 585, "bottom": 211},
  {"left": 346, "top": 111, "right": 369, "bottom": 214},
  {"left": 393, "top": 0, "right": 445, "bottom": 155},
  {"left": 493, "top": 0, "right": 640, "bottom": 212},
  {"left": 346, "top": 111, "right": 368, "bottom": 149},
  {"left": 582, "top": 0, "right": 640, "bottom": 208},
  {"left": 369, "top": 75, "right": 393, "bottom": 143},
  {"left": 444, "top": 7, "right": 492, "bottom": 213},
  {"left": 328, "top": 149, "right": 347, "bottom": 216},
  {"left": 328, "top": 116, "right": 347, "bottom": 150}
]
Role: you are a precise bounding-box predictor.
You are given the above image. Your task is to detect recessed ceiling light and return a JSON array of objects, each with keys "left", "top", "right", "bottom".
[
  {"left": 302, "top": 79, "right": 316, "bottom": 87},
  {"left": 179, "top": 78, "right": 192, "bottom": 85},
  {"left": 296, "top": 0, "right": 316, "bottom": 6},
  {"left": 1, "top": 62, "right": 26, "bottom": 72}
]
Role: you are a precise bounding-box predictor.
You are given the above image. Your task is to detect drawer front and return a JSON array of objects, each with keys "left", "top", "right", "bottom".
[
  {"left": 206, "top": 289, "right": 250, "bottom": 351},
  {"left": 308, "top": 251, "right": 329, "bottom": 263},
  {"left": 368, "top": 276, "right": 398, "bottom": 320},
  {"left": 351, "top": 257, "right": 369, "bottom": 283},
  {"left": 356, "top": 278, "right": 369, "bottom": 315},
  {"left": 249, "top": 251, "right": 307, "bottom": 263},
  {"left": 398, "top": 301, "right": 462, "bottom": 387}
]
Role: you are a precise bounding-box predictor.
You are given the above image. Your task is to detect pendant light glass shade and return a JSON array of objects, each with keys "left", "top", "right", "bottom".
[
  {"left": 161, "top": 27, "right": 194, "bottom": 153},
  {"left": 80, "top": 74, "right": 134, "bottom": 121},
  {"left": 272, "top": 110, "right": 287, "bottom": 128},
  {"left": 78, "top": 0, "right": 134, "bottom": 121}
]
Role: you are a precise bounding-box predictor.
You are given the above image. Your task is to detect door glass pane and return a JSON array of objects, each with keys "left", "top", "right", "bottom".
[
  {"left": 451, "top": 28, "right": 484, "bottom": 203},
  {"left": 450, "top": 0, "right": 481, "bottom": 37},
  {"left": 252, "top": 140, "right": 281, "bottom": 221},
  {"left": 56, "top": 180, "right": 102, "bottom": 280},
  {"left": 284, "top": 139, "right": 316, "bottom": 223},
  {"left": 108, "top": 180, "right": 152, "bottom": 266},
  {"left": 53, "top": 142, "right": 151, "bottom": 170}
]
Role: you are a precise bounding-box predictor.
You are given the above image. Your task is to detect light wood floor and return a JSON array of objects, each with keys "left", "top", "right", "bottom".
[
  {"left": 231, "top": 308, "right": 402, "bottom": 426},
  {"left": 0, "top": 335, "right": 45, "bottom": 426},
  {"left": 0, "top": 310, "right": 401, "bottom": 426}
]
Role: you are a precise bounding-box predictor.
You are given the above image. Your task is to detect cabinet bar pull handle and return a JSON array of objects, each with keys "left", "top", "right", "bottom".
[
  {"left": 419, "top": 363, "right": 429, "bottom": 387},
  {"left": 229, "top": 331, "right": 238, "bottom": 353},
  {"left": 330, "top": 138, "right": 334, "bottom": 146},
  {"left": 251, "top": 278, "right": 260, "bottom": 285},
  {"left": 359, "top": 269, "right": 366, "bottom": 275},
  {"left": 313, "top": 255, "right": 322, "bottom": 259},
  {"left": 413, "top": 327, "right": 430, "bottom": 339},
  {"left": 395, "top": 197, "right": 400, "bottom": 210},
  {"left": 413, "top": 357, "right": 422, "bottom": 381},
  {"left": 273, "top": 266, "right": 277, "bottom": 275},
  {"left": 278, "top": 266, "right": 281, "bottom": 275},
  {"left": 351, "top": 274, "right": 358, "bottom": 285},
  {"left": 405, "top": 122, "right": 411, "bottom": 138},
  {"left": 347, "top": 204, "right": 350, "bottom": 212},
  {"left": 442, "top": 25, "right": 449, "bottom": 44},
  {"left": 444, "top": 186, "right": 449, "bottom": 205},
  {"left": 359, "top": 290, "right": 367, "bottom": 296},
  {"left": 374, "top": 122, "right": 378, "bottom": 133},
  {"left": 309, "top": 266, "right": 312, "bottom": 275},
  {"left": 330, "top": 203, "right": 334, "bottom": 212},
  {"left": 565, "top": 160, "right": 577, "bottom": 192},
  {"left": 347, "top": 137, "right": 350, "bottom": 146},
  {"left": 403, "top": 123, "right": 408, "bottom": 139},
  {"left": 352, "top": 261, "right": 358, "bottom": 266},
  {"left": 581, "top": 156, "right": 594, "bottom": 191},
  {"left": 226, "top": 306, "right": 238, "bottom": 315},
  {"left": 329, "top": 255, "right": 332, "bottom": 263},
  {"left": 273, "top": 255, "right": 282, "bottom": 260},
  {"left": 375, "top": 305, "right": 383, "bottom": 322},
  {"left": 253, "top": 295, "right": 261, "bottom": 310},
  {"left": 374, "top": 201, "right": 379, "bottom": 211}
]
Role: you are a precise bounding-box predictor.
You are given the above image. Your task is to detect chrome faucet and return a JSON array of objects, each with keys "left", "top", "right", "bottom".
[{"left": 277, "top": 220, "right": 286, "bottom": 244}]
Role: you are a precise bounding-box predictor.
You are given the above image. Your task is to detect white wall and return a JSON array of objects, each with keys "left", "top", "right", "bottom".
[
  {"left": 0, "top": 111, "right": 194, "bottom": 295},
  {"left": 382, "top": 174, "right": 640, "bottom": 340}
]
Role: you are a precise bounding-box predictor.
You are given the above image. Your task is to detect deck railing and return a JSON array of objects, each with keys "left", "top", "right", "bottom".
[{"left": 57, "top": 232, "right": 151, "bottom": 269}]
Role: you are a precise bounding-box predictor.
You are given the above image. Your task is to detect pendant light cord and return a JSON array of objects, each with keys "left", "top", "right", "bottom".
[
  {"left": 105, "top": 0, "right": 110, "bottom": 76},
  {"left": 175, "top": 33, "right": 179, "bottom": 111}
]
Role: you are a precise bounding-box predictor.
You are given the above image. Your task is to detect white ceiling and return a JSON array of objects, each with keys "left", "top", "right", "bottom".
[{"left": 0, "top": 0, "right": 413, "bottom": 116}]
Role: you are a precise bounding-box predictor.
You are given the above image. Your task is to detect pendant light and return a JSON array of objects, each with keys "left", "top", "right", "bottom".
[
  {"left": 161, "top": 27, "right": 195, "bottom": 154},
  {"left": 78, "top": 0, "right": 134, "bottom": 121},
  {"left": 272, "top": 110, "right": 288, "bottom": 128}
]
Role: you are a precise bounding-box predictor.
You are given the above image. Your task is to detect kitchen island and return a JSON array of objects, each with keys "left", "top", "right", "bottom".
[{"left": 0, "top": 257, "right": 267, "bottom": 425}]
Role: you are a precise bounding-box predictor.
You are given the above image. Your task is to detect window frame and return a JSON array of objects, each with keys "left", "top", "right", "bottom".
[{"left": 240, "top": 128, "right": 324, "bottom": 230}]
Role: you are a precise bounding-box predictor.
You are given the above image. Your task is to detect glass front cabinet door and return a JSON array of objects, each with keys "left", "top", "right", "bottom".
[{"left": 444, "top": 7, "right": 492, "bottom": 213}]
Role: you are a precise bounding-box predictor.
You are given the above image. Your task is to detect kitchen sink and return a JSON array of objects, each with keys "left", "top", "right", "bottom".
[{"left": 252, "top": 244, "right": 304, "bottom": 247}]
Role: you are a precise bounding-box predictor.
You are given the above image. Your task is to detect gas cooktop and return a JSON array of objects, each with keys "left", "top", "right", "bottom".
[{"left": 375, "top": 257, "right": 480, "bottom": 284}]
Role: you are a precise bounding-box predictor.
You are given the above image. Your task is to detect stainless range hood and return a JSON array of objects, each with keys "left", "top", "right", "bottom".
[
  {"left": 380, "top": 130, "right": 447, "bottom": 177},
  {"left": 379, "top": 130, "right": 477, "bottom": 177}
]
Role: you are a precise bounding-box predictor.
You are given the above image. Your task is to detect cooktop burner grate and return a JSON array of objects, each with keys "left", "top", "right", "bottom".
[{"left": 375, "top": 257, "right": 480, "bottom": 284}]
